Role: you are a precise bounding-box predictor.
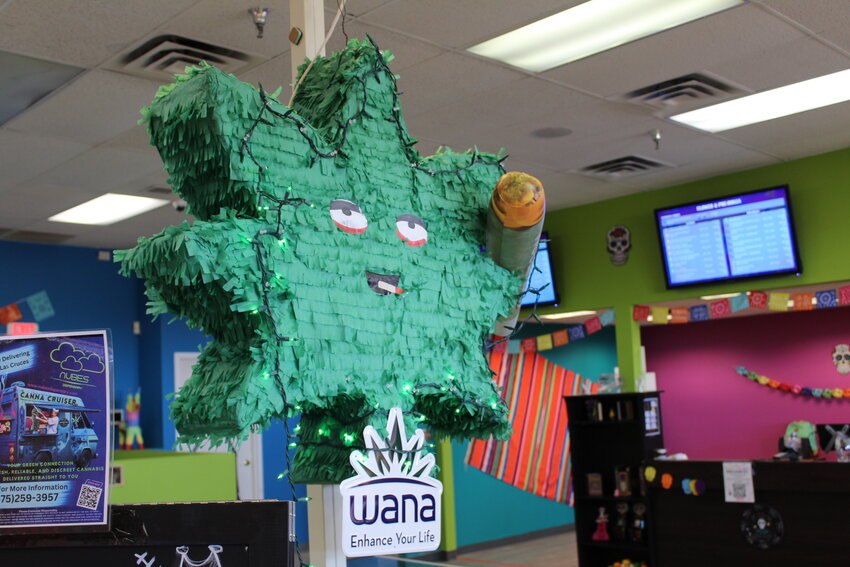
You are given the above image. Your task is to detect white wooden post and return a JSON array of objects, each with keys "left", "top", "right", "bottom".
[
  {"left": 289, "top": 0, "right": 326, "bottom": 88},
  {"left": 291, "top": 4, "right": 342, "bottom": 564},
  {"left": 306, "top": 484, "right": 347, "bottom": 567}
]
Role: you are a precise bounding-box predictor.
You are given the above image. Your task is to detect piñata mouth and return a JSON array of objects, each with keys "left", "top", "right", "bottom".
[{"left": 366, "top": 271, "right": 404, "bottom": 295}]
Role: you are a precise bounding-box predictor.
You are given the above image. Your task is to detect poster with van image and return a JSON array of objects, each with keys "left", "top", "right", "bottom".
[{"left": 0, "top": 330, "right": 111, "bottom": 532}]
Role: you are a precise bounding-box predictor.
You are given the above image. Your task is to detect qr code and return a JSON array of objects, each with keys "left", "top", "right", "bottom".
[
  {"left": 76, "top": 483, "right": 102, "bottom": 510},
  {"left": 732, "top": 484, "right": 747, "bottom": 498}
]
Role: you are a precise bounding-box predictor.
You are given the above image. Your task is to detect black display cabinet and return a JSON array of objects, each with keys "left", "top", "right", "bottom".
[{"left": 565, "top": 392, "right": 664, "bottom": 567}]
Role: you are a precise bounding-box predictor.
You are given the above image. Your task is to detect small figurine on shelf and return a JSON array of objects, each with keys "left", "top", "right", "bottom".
[
  {"left": 592, "top": 506, "right": 610, "bottom": 541},
  {"left": 122, "top": 390, "right": 145, "bottom": 450},
  {"left": 613, "top": 502, "right": 629, "bottom": 540},
  {"left": 609, "top": 560, "right": 648, "bottom": 567},
  {"left": 630, "top": 502, "right": 647, "bottom": 543}
]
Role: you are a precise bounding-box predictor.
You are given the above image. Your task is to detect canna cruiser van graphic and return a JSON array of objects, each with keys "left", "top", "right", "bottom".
[
  {"left": 0, "top": 381, "right": 100, "bottom": 468},
  {"left": 0, "top": 330, "right": 111, "bottom": 531}
]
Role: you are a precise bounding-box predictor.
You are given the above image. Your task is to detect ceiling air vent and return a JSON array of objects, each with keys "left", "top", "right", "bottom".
[
  {"left": 580, "top": 155, "right": 670, "bottom": 179},
  {"left": 622, "top": 73, "right": 745, "bottom": 112},
  {"left": 108, "top": 35, "right": 265, "bottom": 79}
]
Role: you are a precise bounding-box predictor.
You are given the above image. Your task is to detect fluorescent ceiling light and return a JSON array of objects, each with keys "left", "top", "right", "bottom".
[
  {"left": 467, "top": 0, "right": 743, "bottom": 72},
  {"left": 541, "top": 310, "right": 597, "bottom": 320},
  {"left": 49, "top": 193, "right": 169, "bottom": 225},
  {"left": 671, "top": 68, "right": 850, "bottom": 132}
]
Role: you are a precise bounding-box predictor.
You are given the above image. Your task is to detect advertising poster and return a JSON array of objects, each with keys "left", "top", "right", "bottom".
[{"left": 0, "top": 330, "right": 111, "bottom": 532}]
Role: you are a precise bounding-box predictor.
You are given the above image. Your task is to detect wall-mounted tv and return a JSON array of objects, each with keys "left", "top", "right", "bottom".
[
  {"left": 655, "top": 185, "right": 802, "bottom": 288},
  {"left": 521, "top": 234, "right": 559, "bottom": 307}
]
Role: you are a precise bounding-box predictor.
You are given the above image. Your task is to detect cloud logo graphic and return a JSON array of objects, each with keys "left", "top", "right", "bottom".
[
  {"left": 50, "top": 342, "right": 104, "bottom": 374},
  {"left": 50, "top": 342, "right": 85, "bottom": 364},
  {"left": 60, "top": 356, "right": 83, "bottom": 372},
  {"left": 80, "top": 354, "right": 105, "bottom": 374}
]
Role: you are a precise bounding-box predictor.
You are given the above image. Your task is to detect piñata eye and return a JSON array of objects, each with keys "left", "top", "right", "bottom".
[
  {"left": 396, "top": 214, "right": 427, "bottom": 246},
  {"left": 330, "top": 200, "right": 368, "bottom": 234}
]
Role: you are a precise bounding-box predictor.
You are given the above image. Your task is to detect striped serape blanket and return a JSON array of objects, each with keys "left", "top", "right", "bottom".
[{"left": 465, "top": 348, "right": 597, "bottom": 503}]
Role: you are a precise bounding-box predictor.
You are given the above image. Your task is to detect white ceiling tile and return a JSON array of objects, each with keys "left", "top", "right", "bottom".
[
  {"left": 542, "top": 172, "right": 641, "bottom": 210},
  {"left": 32, "top": 146, "right": 163, "bottom": 192},
  {"left": 325, "top": 18, "right": 446, "bottom": 71},
  {"left": 0, "top": 130, "right": 91, "bottom": 185},
  {"left": 107, "top": 124, "right": 155, "bottom": 152},
  {"left": 4, "top": 70, "right": 161, "bottom": 144},
  {"left": 707, "top": 36, "right": 850, "bottom": 93},
  {"left": 404, "top": 77, "right": 595, "bottom": 145},
  {"left": 758, "top": 0, "right": 850, "bottom": 49},
  {"left": 324, "top": 0, "right": 397, "bottom": 18},
  {"left": 0, "top": 0, "right": 201, "bottom": 67},
  {"left": 715, "top": 101, "right": 850, "bottom": 160},
  {"left": 542, "top": 4, "right": 807, "bottom": 97},
  {"left": 361, "top": 1, "right": 579, "bottom": 49},
  {"left": 395, "top": 52, "right": 524, "bottom": 117},
  {"left": 237, "top": 54, "right": 293, "bottom": 98},
  {"left": 162, "top": 1, "right": 291, "bottom": 59},
  {"left": 1, "top": 183, "right": 104, "bottom": 222}
]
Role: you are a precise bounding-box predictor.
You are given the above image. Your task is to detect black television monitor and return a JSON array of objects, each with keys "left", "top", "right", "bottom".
[
  {"left": 520, "top": 234, "right": 559, "bottom": 307},
  {"left": 655, "top": 185, "right": 801, "bottom": 288}
]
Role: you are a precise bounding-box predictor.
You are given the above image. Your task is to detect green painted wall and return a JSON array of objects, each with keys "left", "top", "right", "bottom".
[
  {"left": 452, "top": 326, "right": 617, "bottom": 547},
  {"left": 111, "top": 450, "right": 237, "bottom": 503},
  {"left": 541, "top": 148, "right": 850, "bottom": 387}
]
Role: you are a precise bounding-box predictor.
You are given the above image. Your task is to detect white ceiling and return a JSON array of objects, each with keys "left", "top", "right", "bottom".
[{"left": 1, "top": 0, "right": 849, "bottom": 249}]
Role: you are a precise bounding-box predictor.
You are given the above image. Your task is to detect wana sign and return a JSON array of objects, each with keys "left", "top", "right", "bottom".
[{"left": 340, "top": 408, "right": 442, "bottom": 557}]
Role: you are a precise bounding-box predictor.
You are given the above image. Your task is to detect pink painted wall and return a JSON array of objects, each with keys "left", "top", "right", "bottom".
[{"left": 642, "top": 306, "right": 850, "bottom": 460}]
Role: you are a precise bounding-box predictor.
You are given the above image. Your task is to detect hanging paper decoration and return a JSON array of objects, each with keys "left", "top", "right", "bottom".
[
  {"left": 584, "top": 316, "right": 602, "bottom": 334},
  {"left": 816, "top": 289, "right": 837, "bottom": 308},
  {"left": 749, "top": 291, "right": 768, "bottom": 309},
  {"left": 768, "top": 292, "right": 790, "bottom": 311},
  {"left": 599, "top": 309, "right": 615, "bottom": 327},
  {"left": 568, "top": 325, "right": 586, "bottom": 341},
  {"left": 650, "top": 306, "right": 669, "bottom": 324},
  {"left": 633, "top": 305, "right": 650, "bottom": 321},
  {"left": 492, "top": 340, "right": 507, "bottom": 354},
  {"left": 839, "top": 285, "right": 850, "bottom": 305},
  {"left": 116, "top": 39, "right": 533, "bottom": 483},
  {"left": 709, "top": 298, "right": 732, "bottom": 318},
  {"left": 552, "top": 329, "right": 569, "bottom": 347},
  {"left": 730, "top": 293, "right": 749, "bottom": 312},
  {"left": 507, "top": 339, "right": 521, "bottom": 354},
  {"left": 670, "top": 307, "right": 689, "bottom": 324},
  {"left": 536, "top": 334, "right": 554, "bottom": 351},
  {"left": 736, "top": 366, "right": 850, "bottom": 399},
  {"left": 26, "top": 291, "right": 55, "bottom": 322},
  {"left": 792, "top": 292, "right": 814, "bottom": 311},
  {"left": 465, "top": 349, "right": 597, "bottom": 502},
  {"left": 0, "top": 303, "right": 22, "bottom": 326},
  {"left": 689, "top": 304, "right": 710, "bottom": 322},
  {"left": 521, "top": 338, "right": 537, "bottom": 353}
]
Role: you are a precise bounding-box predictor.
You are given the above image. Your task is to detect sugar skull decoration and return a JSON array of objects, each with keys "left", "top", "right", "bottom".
[
  {"left": 832, "top": 344, "right": 850, "bottom": 375},
  {"left": 117, "top": 38, "right": 544, "bottom": 483},
  {"left": 607, "top": 225, "right": 631, "bottom": 265}
]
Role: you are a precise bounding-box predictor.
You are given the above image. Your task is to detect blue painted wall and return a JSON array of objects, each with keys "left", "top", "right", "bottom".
[
  {"left": 0, "top": 241, "right": 141, "bottom": 406},
  {"left": 452, "top": 325, "right": 617, "bottom": 547},
  {"left": 0, "top": 240, "right": 311, "bottom": 539}
]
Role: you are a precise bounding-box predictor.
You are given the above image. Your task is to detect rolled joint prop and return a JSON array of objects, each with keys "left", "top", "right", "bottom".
[{"left": 485, "top": 172, "right": 546, "bottom": 337}]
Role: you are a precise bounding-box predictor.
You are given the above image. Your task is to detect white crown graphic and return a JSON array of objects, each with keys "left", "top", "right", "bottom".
[{"left": 348, "top": 407, "right": 437, "bottom": 481}]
